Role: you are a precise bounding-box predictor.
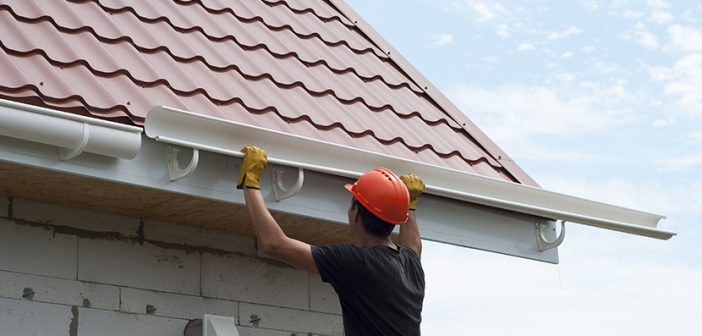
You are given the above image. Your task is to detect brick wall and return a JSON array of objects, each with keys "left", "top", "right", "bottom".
[{"left": 0, "top": 196, "right": 343, "bottom": 336}]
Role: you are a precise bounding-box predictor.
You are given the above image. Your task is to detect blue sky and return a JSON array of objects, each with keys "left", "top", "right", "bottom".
[{"left": 347, "top": 1, "right": 701, "bottom": 334}]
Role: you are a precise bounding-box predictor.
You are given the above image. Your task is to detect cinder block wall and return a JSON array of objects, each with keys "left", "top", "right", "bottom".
[{"left": 0, "top": 195, "right": 343, "bottom": 336}]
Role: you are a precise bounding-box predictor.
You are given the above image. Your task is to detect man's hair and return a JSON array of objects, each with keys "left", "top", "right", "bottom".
[{"left": 353, "top": 199, "right": 395, "bottom": 238}]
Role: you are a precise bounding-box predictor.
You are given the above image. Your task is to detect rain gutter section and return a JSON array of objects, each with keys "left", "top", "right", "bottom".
[
  {"left": 145, "top": 106, "right": 675, "bottom": 240},
  {"left": 0, "top": 99, "right": 142, "bottom": 160}
]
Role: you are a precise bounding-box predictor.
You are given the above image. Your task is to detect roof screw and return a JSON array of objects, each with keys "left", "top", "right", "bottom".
[
  {"left": 250, "top": 314, "right": 261, "bottom": 327},
  {"left": 146, "top": 304, "right": 157, "bottom": 314},
  {"left": 22, "top": 287, "right": 34, "bottom": 300}
]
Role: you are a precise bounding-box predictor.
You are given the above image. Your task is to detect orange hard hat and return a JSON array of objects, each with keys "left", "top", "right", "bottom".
[{"left": 344, "top": 167, "right": 410, "bottom": 225}]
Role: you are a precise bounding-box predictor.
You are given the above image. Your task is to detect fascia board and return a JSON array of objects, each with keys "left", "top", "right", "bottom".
[
  {"left": 0, "top": 99, "right": 142, "bottom": 159},
  {"left": 0, "top": 133, "right": 559, "bottom": 263},
  {"left": 145, "top": 106, "right": 675, "bottom": 240}
]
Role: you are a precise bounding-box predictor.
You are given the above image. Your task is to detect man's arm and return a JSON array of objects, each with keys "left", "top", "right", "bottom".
[
  {"left": 244, "top": 187, "right": 319, "bottom": 274},
  {"left": 399, "top": 210, "right": 422, "bottom": 256},
  {"left": 399, "top": 174, "right": 425, "bottom": 257},
  {"left": 237, "top": 146, "right": 318, "bottom": 273}
]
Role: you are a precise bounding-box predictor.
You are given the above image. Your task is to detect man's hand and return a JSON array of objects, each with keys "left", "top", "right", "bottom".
[
  {"left": 237, "top": 146, "right": 267, "bottom": 189},
  {"left": 399, "top": 173, "right": 424, "bottom": 256},
  {"left": 400, "top": 174, "right": 425, "bottom": 210}
]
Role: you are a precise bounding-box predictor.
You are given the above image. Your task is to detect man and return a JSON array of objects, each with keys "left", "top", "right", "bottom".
[{"left": 238, "top": 146, "right": 425, "bottom": 336}]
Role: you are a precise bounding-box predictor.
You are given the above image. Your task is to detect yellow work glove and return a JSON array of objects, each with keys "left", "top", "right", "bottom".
[
  {"left": 400, "top": 173, "right": 425, "bottom": 210},
  {"left": 237, "top": 146, "right": 267, "bottom": 189}
]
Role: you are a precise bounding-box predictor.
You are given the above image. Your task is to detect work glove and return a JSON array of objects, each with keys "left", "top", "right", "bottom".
[
  {"left": 400, "top": 173, "right": 425, "bottom": 210},
  {"left": 237, "top": 146, "right": 267, "bottom": 189}
]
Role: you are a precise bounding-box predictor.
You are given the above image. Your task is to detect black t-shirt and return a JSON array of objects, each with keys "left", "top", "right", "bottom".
[{"left": 312, "top": 244, "right": 425, "bottom": 336}]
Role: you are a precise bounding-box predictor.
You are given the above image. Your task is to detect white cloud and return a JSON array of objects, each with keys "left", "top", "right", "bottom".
[
  {"left": 653, "top": 118, "right": 672, "bottom": 127},
  {"left": 668, "top": 25, "right": 702, "bottom": 52},
  {"left": 548, "top": 26, "right": 584, "bottom": 40},
  {"left": 556, "top": 73, "right": 576, "bottom": 82},
  {"left": 447, "top": 83, "right": 636, "bottom": 162},
  {"left": 422, "top": 233, "right": 702, "bottom": 336},
  {"left": 648, "top": 11, "right": 674, "bottom": 24},
  {"left": 646, "top": 0, "right": 669, "bottom": 9},
  {"left": 649, "top": 54, "right": 702, "bottom": 116},
  {"left": 687, "top": 131, "right": 702, "bottom": 144},
  {"left": 622, "top": 10, "right": 646, "bottom": 19},
  {"left": 581, "top": 0, "right": 600, "bottom": 11},
  {"left": 619, "top": 23, "right": 660, "bottom": 49},
  {"left": 658, "top": 153, "right": 702, "bottom": 171},
  {"left": 561, "top": 51, "right": 574, "bottom": 58},
  {"left": 429, "top": 33, "right": 455, "bottom": 47},
  {"left": 536, "top": 175, "right": 702, "bottom": 216},
  {"left": 518, "top": 43, "right": 535, "bottom": 51},
  {"left": 481, "top": 55, "right": 500, "bottom": 63},
  {"left": 497, "top": 24, "right": 510, "bottom": 38},
  {"left": 636, "top": 31, "right": 660, "bottom": 49},
  {"left": 583, "top": 45, "right": 596, "bottom": 52},
  {"left": 445, "top": 1, "right": 509, "bottom": 23}
]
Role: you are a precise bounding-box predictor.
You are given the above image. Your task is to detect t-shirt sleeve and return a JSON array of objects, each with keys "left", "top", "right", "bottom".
[{"left": 311, "top": 245, "right": 366, "bottom": 288}]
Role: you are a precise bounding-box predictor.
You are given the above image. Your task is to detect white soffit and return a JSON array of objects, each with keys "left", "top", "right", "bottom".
[
  {"left": 0, "top": 99, "right": 142, "bottom": 159},
  {"left": 145, "top": 106, "right": 675, "bottom": 240}
]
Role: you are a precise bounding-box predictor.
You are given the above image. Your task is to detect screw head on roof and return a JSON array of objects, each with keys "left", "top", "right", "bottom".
[{"left": 22, "top": 287, "right": 34, "bottom": 300}]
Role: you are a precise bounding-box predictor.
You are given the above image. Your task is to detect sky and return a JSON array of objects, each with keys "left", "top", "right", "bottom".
[{"left": 346, "top": 1, "right": 701, "bottom": 335}]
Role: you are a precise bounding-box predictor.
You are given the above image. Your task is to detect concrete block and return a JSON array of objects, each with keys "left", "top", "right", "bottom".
[
  {"left": 240, "top": 303, "right": 343, "bottom": 336},
  {"left": 309, "top": 274, "right": 342, "bottom": 315},
  {"left": 201, "top": 253, "right": 308, "bottom": 310},
  {"left": 0, "top": 270, "right": 119, "bottom": 310},
  {"left": 0, "top": 297, "right": 73, "bottom": 336},
  {"left": 78, "top": 306, "right": 188, "bottom": 336},
  {"left": 120, "top": 287, "right": 237, "bottom": 320},
  {"left": 144, "top": 219, "right": 255, "bottom": 255},
  {"left": 0, "top": 195, "right": 8, "bottom": 219},
  {"left": 237, "top": 325, "right": 294, "bottom": 336},
  {"left": 0, "top": 218, "right": 77, "bottom": 279},
  {"left": 13, "top": 198, "right": 140, "bottom": 237},
  {"left": 78, "top": 238, "right": 200, "bottom": 295}
]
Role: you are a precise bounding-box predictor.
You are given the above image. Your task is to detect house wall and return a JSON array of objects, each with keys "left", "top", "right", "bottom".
[{"left": 0, "top": 195, "right": 343, "bottom": 336}]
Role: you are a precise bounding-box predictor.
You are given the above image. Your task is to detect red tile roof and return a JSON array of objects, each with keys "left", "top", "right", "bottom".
[{"left": 0, "top": 0, "right": 537, "bottom": 186}]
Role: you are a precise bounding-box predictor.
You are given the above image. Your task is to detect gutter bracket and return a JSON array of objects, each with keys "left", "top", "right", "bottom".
[
  {"left": 58, "top": 123, "right": 90, "bottom": 160},
  {"left": 272, "top": 166, "right": 304, "bottom": 201},
  {"left": 167, "top": 146, "right": 199, "bottom": 181},
  {"left": 536, "top": 220, "right": 566, "bottom": 251}
]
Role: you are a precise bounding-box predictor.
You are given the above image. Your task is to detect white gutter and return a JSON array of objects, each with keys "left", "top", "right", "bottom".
[
  {"left": 145, "top": 106, "right": 675, "bottom": 240},
  {"left": 0, "top": 99, "right": 142, "bottom": 160}
]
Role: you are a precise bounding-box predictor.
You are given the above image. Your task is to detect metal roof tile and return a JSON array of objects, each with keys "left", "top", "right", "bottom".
[{"left": 0, "top": 0, "right": 535, "bottom": 184}]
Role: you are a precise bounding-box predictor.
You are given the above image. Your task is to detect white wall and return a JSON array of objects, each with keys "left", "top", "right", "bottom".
[{"left": 0, "top": 196, "right": 343, "bottom": 336}]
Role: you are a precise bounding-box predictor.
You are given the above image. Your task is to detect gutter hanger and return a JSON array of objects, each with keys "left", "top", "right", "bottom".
[
  {"left": 0, "top": 99, "right": 142, "bottom": 160},
  {"left": 144, "top": 106, "right": 675, "bottom": 240}
]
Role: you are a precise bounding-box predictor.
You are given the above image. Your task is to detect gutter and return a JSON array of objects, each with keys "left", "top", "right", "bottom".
[
  {"left": 0, "top": 99, "right": 141, "bottom": 160},
  {"left": 145, "top": 106, "right": 675, "bottom": 240}
]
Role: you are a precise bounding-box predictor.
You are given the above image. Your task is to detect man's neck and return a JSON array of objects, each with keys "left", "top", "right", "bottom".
[{"left": 357, "top": 234, "right": 396, "bottom": 250}]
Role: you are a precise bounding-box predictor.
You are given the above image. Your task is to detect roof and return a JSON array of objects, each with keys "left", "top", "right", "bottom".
[{"left": 0, "top": 0, "right": 537, "bottom": 186}]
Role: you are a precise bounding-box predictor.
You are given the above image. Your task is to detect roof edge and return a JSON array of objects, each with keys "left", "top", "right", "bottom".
[{"left": 326, "top": 0, "right": 539, "bottom": 187}]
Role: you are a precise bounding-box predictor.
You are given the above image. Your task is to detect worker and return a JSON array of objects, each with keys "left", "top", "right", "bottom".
[{"left": 238, "top": 146, "right": 425, "bottom": 336}]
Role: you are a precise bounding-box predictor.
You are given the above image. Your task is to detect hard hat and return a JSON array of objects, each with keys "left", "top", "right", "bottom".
[{"left": 344, "top": 167, "right": 410, "bottom": 225}]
